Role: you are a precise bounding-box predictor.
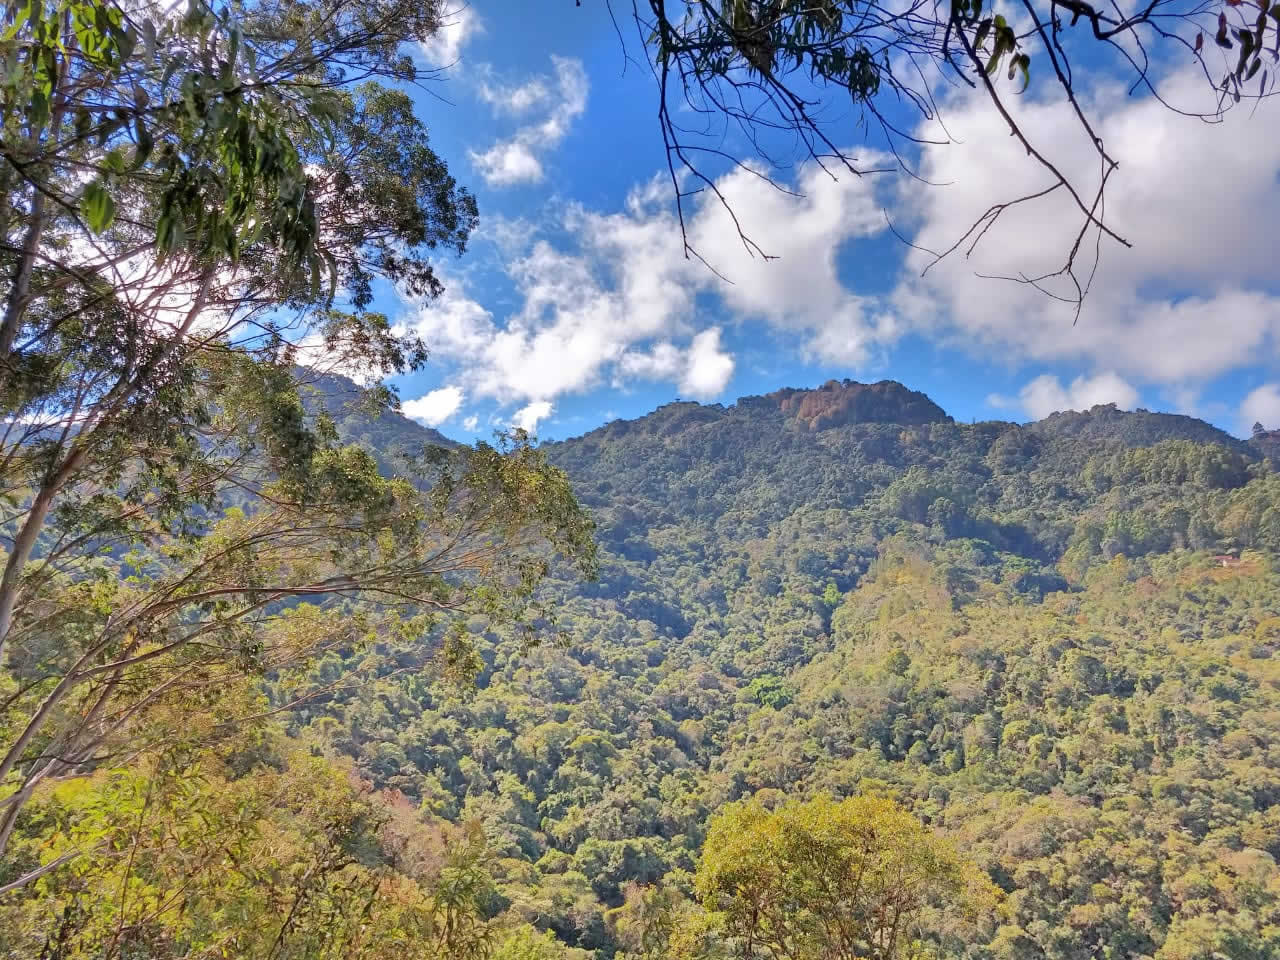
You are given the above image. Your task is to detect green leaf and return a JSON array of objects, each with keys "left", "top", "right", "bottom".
[
  {"left": 103, "top": 147, "right": 127, "bottom": 174},
  {"left": 156, "top": 208, "right": 186, "bottom": 253},
  {"left": 29, "top": 87, "right": 49, "bottom": 128},
  {"left": 133, "top": 119, "right": 153, "bottom": 167},
  {"left": 1, "top": 1, "right": 32, "bottom": 41},
  {"left": 82, "top": 180, "right": 116, "bottom": 234},
  {"left": 974, "top": 18, "right": 992, "bottom": 51},
  {"left": 116, "top": 24, "right": 136, "bottom": 62}
]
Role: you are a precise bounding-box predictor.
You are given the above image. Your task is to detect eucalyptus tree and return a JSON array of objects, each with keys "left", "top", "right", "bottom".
[
  {"left": 0, "top": 0, "right": 597, "bottom": 883},
  {"left": 696, "top": 794, "right": 995, "bottom": 960},
  {"left": 0, "top": 0, "right": 479, "bottom": 651}
]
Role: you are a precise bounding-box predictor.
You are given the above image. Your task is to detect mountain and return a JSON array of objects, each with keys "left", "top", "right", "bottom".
[
  {"left": 22, "top": 373, "right": 1271, "bottom": 958},
  {"left": 1254, "top": 426, "right": 1280, "bottom": 465},
  {"left": 750, "top": 378, "right": 952, "bottom": 429},
  {"left": 300, "top": 368, "right": 454, "bottom": 447},
  {"left": 548, "top": 383, "right": 1262, "bottom": 570},
  {"left": 1028, "top": 402, "right": 1250, "bottom": 451},
  {"left": 260, "top": 379, "right": 1280, "bottom": 959},
  {"left": 296, "top": 369, "right": 457, "bottom": 470}
]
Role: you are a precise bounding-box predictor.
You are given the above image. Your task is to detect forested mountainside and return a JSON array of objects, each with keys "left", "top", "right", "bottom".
[
  {"left": 300, "top": 368, "right": 457, "bottom": 455},
  {"left": 8, "top": 378, "right": 1280, "bottom": 959},
  {"left": 279, "top": 380, "right": 1279, "bottom": 958}
]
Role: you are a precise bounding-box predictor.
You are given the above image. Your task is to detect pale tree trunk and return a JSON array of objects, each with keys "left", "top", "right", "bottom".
[
  {"left": 0, "top": 269, "right": 212, "bottom": 661},
  {"left": 0, "top": 660, "right": 124, "bottom": 865},
  {"left": 0, "top": 188, "right": 48, "bottom": 362},
  {"left": 0, "top": 444, "right": 89, "bottom": 662},
  {"left": 0, "top": 15, "right": 72, "bottom": 371},
  {"left": 0, "top": 29, "right": 75, "bottom": 651}
]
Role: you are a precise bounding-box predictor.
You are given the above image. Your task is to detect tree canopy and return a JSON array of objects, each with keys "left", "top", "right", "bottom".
[
  {"left": 696, "top": 794, "right": 994, "bottom": 959},
  {"left": 3, "top": 1, "right": 1280, "bottom": 955},
  {"left": 0, "top": 0, "right": 596, "bottom": 897}
]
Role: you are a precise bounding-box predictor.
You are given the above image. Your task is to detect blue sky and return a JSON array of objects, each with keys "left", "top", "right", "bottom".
[{"left": 371, "top": 2, "right": 1280, "bottom": 442}]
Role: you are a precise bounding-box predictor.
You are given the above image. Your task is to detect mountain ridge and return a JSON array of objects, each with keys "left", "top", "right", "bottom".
[
  {"left": 557, "top": 377, "right": 1251, "bottom": 457},
  {"left": 311, "top": 368, "right": 1260, "bottom": 458}
]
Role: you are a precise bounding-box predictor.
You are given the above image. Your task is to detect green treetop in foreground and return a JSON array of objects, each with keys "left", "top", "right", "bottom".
[{"left": 696, "top": 794, "right": 997, "bottom": 960}]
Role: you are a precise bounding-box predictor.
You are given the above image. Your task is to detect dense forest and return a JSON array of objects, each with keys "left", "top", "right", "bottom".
[
  {"left": 10, "top": 374, "right": 1278, "bottom": 959},
  {"left": 4, "top": 0, "right": 1280, "bottom": 953}
]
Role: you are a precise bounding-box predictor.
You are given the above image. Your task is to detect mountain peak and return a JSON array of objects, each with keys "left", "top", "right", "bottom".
[
  {"left": 1026, "top": 402, "right": 1249, "bottom": 453},
  {"left": 1252, "top": 427, "right": 1280, "bottom": 465},
  {"left": 741, "top": 379, "right": 952, "bottom": 430},
  {"left": 295, "top": 369, "right": 457, "bottom": 463}
]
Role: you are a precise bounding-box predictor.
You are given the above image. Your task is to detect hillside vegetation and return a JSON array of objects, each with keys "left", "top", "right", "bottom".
[{"left": 6, "top": 379, "right": 1280, "bottom": 959}]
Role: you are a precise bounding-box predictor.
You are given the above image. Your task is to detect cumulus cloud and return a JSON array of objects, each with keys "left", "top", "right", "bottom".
[
  {"left": 401, "top": 156, "right": 900, "bottom": 416},
  {"left": 563, "top": 159, "right": 897, "bottom": 367},
  {"left": 419, "top": 4, "right": 479, "bottom": 67},
  {"left": 994, "top": 372, "right": 1140, "bottom": 420},
  {"left": 513, "top": 400, "right": 553, "bottom": 432},
  {"left": 397, "top": 54, "right": 1279, "bottom": 435},
  {"left": 405, "top": 68, "right": 1280, "bottom": 428},
  {"left": 617, "top": 328, "right": 736, "bottom": 399},
  {"left": 470, "top": 57, "right": 587, "bottom": 186},
  {"left": 679, "top": 165, "right": 896, "bottom": 366},
  {"left": 470, "top": 142, "right": 543, "bottom": 187},
  {"left": 893, "top": 66, "right": 1280, "bottom": 386},
  {"left": 682, "top": 328, "right": 736, "bottom": 398},
  {"left": 403, "top": 386, "right": 464, "bottom": 426},
  {"left": 462, "top": 414, "right": 480, "bottom": 432},
  {"left": 1242, "top": 384, "right": 1280, "bottom": 434},
  {"left": 478, "top": 72, "right": 551, "bottom": 113}
]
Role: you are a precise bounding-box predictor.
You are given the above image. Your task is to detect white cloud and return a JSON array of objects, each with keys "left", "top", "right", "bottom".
[
  {"left": 513, "top": 400, "right": 553, "bottom": 433},
  {"left": 470, "top": 142, "right": 544, "bottom": 187},
  {"left": 1014, "top": 372, "right": 1140, "bottom": 420},
  {"left": 617, "top": 341, "right": 685, "bottom": 382},
  {"left": 678, "top": 163, "right": 895, "bottom": 366},
  {"left": 386, "top": 58, "right": 1277, "bottom": 432},
  {"left": 403, "top": 386, "right": 464, "bottom": 426},
  {"left": 681, "top": 328, "right": 735, "bottom": 398},
  {"left": 462, "top": 414, "right": 480, "bottom": 432},
  {"left": 402, "top": 155, "right": 901, "bottom": 417},
  {"left": 411, "top": 69, "right": 1280, "bottom": 425},
  {"left": 985, "top": 392, "right": 1014, "bottom": 411},
  {"left": 470, "top": 57, "right": 588, "bottom": 186},
  {"left": 419, "top": 4, "right": 480, "bottom": 67},
  {"left": 893, "top": 66, "right": 1280, "bottom": 387},
  {"left": 478, "top": 73, "right": 551, "bottom": 113},
  {"left": 616, "top": 328, "right": 736, "bottom": 400},
  {"left": 1242, "top": 384, "right": 1280, "bottom": 434},
  {"left": 479, "top": 215, "right": 538, "bottom": 256}
]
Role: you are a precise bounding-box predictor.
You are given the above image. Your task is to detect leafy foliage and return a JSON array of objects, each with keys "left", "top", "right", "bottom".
[
  {"left": 0, "top": 0, "right": 601, "bottom": 910},
  {"left": 220, "top": 380, "right": 1280, "bottom": 959},
  {"left": 8, "top": 372, "right": 1280, "bottom": 958},
  {"left": 696, "top": 794, "right": 994, "bottom": 959}
]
